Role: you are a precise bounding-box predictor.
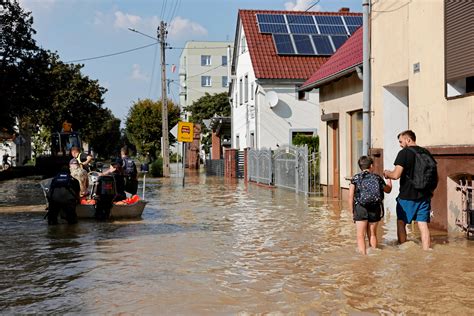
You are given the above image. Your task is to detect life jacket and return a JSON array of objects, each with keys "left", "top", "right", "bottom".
[
  {"left": 48, "top": 171, "right": 79, "bottom": 204},
  {"left": 122, "top": 157, "right": 137, "bottom": 178}
]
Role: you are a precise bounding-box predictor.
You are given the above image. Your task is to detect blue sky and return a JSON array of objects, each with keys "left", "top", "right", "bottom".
[{"left": 20, "top": 0, "right": 362, "bottom": 124}]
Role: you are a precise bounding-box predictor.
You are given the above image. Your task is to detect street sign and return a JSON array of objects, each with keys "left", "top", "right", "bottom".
[
  {"left": 177, "top": 121, "right": 194, "bottom": 143},
  {"left": 170, "top": 124, "right": 178, "bottom": 138}
]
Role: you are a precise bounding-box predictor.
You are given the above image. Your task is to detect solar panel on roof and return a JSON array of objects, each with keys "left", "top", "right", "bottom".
[
  {"left": 315, "top": 15, "right": 344, "bottom": 25},
  {"left": 347, "top": 25, "right": 361, "bottom": 34},
  {"left": 288, "top": 24, "right": 318, "bottom": 34},
  {"left": 344, "top": 16, "right": 363, "bottom": 26},
  {"left": 312, "top": 35, "right": 334, "bottom": 55},
  {"left": 273, "top": 34, "right": 295, "bottom": 54},
  {"left": 293, "top": 34, "right": 315, "bottom": 55},
  {"left": 286, "top": 15, "right": 315, "bottom": 24},
  {"left": 259, "top": 23, "right": 288, "bottom": 34},
  {"left": 318, "top": 25, "right": 347, "bottom": 35},
  {"left": 257, "top": 14, "right": 286, "bottom": 23},
  {"left": 331, "top": 35, "right": 348, "bottom": 50}
]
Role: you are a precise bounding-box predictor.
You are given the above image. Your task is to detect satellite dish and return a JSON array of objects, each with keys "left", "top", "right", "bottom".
[{"left": 265, "top": 91, "right": 279, "bottom": 108}]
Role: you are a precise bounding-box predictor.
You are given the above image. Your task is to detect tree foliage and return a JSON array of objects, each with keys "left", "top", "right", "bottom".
[
  {"left": 125, "top": 99, "right": 180, "bottom": 161},
  {"left": 1, "top": 1, "right": 120, "bottom": 159},
  {"left": 0, "top": 0, "right": 42, "bottom": 130},
  {"left": 183, "top": 92, "right": 230, "bottom": 125}
]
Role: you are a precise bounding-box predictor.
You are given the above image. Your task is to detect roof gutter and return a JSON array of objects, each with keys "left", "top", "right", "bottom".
[{"left": 299, "top": 63, "right": 362, "bottom": 91}]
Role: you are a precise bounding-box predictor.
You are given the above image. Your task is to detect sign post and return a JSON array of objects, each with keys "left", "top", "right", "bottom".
[{"left": 177, "top": 122, "right": 194, "bottom": 187}]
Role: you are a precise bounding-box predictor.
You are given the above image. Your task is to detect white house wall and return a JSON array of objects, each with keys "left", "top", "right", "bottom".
[
  {"left": 256, "top": 85, "right": 319, "bottom": 149},
  {"left": 231, "top": 26, "right": 256, "bottom": 149}
]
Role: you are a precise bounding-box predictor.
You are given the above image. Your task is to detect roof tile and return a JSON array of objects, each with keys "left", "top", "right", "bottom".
[{"left": 239, "top": 9, "right": 362, "bottom": 80}]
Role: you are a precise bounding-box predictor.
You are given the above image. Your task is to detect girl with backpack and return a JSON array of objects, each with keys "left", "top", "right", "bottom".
[{"left": 349, "top": 156, "right": 392, "bottom": 255}]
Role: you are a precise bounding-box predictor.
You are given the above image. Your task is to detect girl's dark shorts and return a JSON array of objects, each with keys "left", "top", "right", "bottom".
[{"left": 353, "top": 203, "right": 383, "bottom": 222}]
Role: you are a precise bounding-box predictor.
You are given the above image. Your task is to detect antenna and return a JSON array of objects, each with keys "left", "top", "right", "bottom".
[{"left": 265, "top": 91, "right": 279, "bottom": 108}]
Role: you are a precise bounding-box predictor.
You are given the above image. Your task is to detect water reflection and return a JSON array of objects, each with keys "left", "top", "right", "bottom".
[{"left": 1, "top": 174, "right": 474, "bottom": 314}]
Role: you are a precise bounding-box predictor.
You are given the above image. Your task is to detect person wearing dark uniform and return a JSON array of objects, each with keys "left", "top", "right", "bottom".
[
  {"left": 121, "top": 146, "right": 138, "bottom": 195},
  {"left": 47, "top": 170, "right": 80, "bottom": 225}
]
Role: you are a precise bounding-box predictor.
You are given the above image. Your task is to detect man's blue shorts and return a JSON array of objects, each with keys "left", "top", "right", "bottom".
[{"left": 396, "top": 198, "right": 431, "bottom": 224}]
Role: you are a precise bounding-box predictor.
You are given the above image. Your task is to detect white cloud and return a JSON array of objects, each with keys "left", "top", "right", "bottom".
[
  {"left": 168, "top": 16, "right": 208, "bottom": 39},
  {"left": 130, "top": 64, "right": 148, "bottom": 81},
  {"left": 114, "top": 11, "right": 142, "bottom": 29},
  {"left": 284, "top": 0, "right": 322, "bottom": 11}
]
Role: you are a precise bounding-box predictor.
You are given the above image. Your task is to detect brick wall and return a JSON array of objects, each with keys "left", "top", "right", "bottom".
[
  {"left": 211, "top": 131, "right": 221, "bottom": 160},
  {"left": 224, "top": 148, "right": 237, "bottom": 178}
]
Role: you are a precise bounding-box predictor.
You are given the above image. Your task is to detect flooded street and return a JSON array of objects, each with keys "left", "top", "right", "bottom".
[{"left": 1, "top": 173, "right": 474, "bottom": 314}]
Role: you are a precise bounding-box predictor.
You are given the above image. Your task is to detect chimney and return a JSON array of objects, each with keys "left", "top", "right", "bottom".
[{"left": 339, "top": 7, "right": 350, "bottom": 13}]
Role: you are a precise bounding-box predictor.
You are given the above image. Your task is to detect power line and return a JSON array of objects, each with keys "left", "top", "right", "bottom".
[{"left": 64, "top": 42, "right": 158, "bottom": 63}]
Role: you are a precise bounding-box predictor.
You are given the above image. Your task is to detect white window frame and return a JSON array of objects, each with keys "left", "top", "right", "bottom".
[
  {"left": 222, "top": 76, "right": 229, "bottom": 87},
  {"left": 201, "top": 76, "right": 212, "bottom": 87},
  {"left": 201, "top": 55, "right": 211, "bottom": 66}
]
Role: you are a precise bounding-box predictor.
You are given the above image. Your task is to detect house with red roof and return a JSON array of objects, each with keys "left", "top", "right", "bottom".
[
  {"left": 300, "top": 27, "right": 363, "bottom": 201},
  {"left": 229, "top": 9, "right": 362, "bottom": 150}
]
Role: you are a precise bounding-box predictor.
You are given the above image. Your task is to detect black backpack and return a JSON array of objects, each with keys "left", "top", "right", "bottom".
[
  {"left": 356, "top": 172, "right": 384, "bottom": 206},
  {"left": 407, "top": 147, "right": 438, "bottom": 192},
  {"left": 123, "top": 157, "right": 137, "bottom": 178}
]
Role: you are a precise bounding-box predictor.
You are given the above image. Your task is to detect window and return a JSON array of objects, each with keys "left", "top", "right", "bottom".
[
  {"left": 445, "top": 1, "right": 474, "bottom": 98},
  {"left": 244, "top": 75, "right": 249, "bottom": 103},
  {"left": 250, "top": 82, "right": 254, "bottom": 101},
  {"left": 222, "top": 56, "right": 227, "bottom": 66},
  {"left": 222, "top": 76, "right": 228, "bottom": 87},
  {"left": 350, "top": 111, "right": 363, "bottom": 176},
  {"left": 239, "top": 77, "right": 243, "bottom": 105},
  {"left": 201, "top": 76, "right": 211, "bottom": 87},
  {"left": 201, "top": 55, "right": 211, "bottom": 66}
]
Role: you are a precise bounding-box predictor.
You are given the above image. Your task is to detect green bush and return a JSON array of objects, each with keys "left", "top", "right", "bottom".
[
  {"left": 293, "top": 134, "right": 319, "bottom": 153},
  {"left": 150, "top": 157, "right": 163, "bottom": 177},
  {"left": 170, "top": 152, "right": 181, "bottom": 163}
]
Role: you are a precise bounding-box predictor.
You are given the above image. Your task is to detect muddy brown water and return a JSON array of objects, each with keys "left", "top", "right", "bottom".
[{"left": 1, "top": 174, "right": 473, "bottom": 314}]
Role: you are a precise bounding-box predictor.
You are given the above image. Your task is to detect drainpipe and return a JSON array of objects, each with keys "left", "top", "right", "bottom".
[{"left": 362, "top": 0, "right": 371, "bottom": 155}]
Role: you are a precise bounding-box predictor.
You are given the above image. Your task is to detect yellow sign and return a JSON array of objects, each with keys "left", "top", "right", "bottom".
[{"left": 178, "top": 121, "right": 194, "bottom": 143}]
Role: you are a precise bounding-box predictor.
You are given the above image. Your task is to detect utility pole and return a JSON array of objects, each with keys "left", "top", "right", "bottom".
[{"left": 158, "top": 21, "right": 170, "bottom": 177}]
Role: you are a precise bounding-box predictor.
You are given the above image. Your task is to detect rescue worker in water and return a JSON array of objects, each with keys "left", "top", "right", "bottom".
[{"left": 46, "top": 168, "right": 80, "bottom": 225}]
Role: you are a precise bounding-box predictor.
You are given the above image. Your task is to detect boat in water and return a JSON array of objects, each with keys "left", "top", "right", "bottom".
[{"left": 40, "top": 173, "right": 147, "bottom": 220}]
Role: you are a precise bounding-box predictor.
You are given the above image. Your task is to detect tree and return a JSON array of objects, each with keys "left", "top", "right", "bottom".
[
  {"left": 87, "top": 108, "right": 121, "bottom": 159},
  {"left": 0, "top": 0, "right": 42, "bottom": 130},
  {"left": 183, "top": 92, "right": 230, "bottom": 154},
  {"left": 125, "top": 99, "right": 180, "bottom": 161}
]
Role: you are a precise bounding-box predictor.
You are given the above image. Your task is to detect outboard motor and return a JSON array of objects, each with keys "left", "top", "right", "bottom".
[
  {"left": 91, "top": 174, "right": 116, "bottom": 220},
  {"left": 47, "top": 171, "right": 80, "bottom": 225}
]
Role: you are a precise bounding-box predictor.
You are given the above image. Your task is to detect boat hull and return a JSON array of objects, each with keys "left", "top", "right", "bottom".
[{"left": 76, "top": 200, "right": 147, "bottom": 219}]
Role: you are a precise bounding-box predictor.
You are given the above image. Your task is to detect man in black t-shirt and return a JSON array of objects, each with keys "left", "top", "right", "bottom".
[{"left": 383, "top": 130, "right": 433, "bottom": 250}]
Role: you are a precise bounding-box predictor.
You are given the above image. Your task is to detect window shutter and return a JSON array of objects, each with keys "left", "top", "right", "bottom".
[{"left": 445, "top": 1, "right": 474, "bottom": 80}]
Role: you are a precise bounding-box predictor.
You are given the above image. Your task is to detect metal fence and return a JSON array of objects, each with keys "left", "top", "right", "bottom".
[
  {"left": 248, "top": 148, "right": 272, "bottom": 184},
  {"left": 247, "top": 145, "right": 322, "bottom": 195},
  {"left": 205, "top": 159, "right": 224, "bottom": 176}
]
